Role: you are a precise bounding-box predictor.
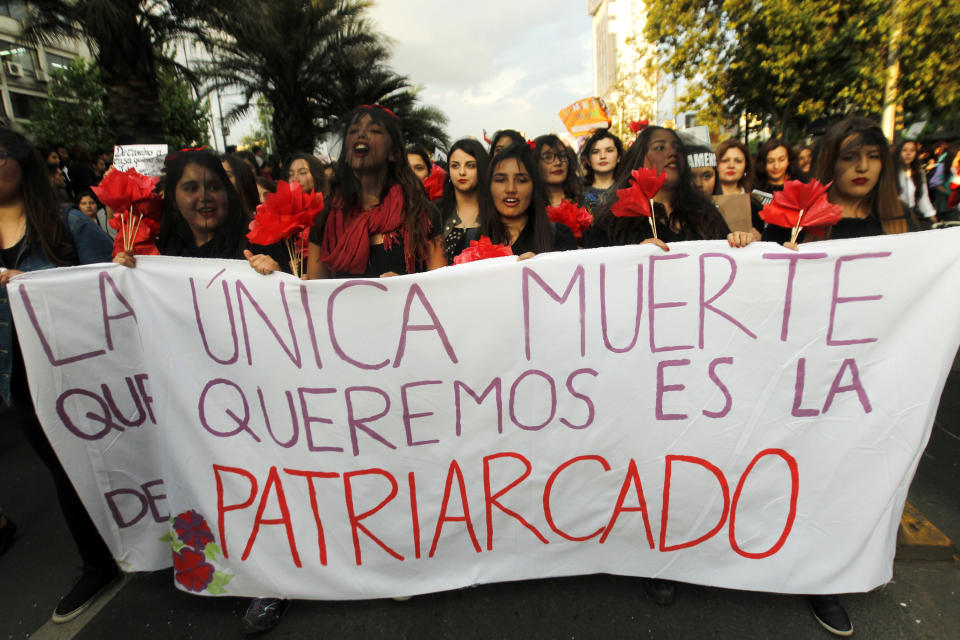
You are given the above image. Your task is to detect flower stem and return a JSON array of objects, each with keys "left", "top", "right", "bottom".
[{"left": 648, "top": 198, "right": 658, "bottom": 240}]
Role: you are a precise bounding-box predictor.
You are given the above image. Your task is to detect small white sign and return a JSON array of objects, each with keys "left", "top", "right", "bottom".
[{"left": 113, "top": 144, "right": 169, "bottom": 176}]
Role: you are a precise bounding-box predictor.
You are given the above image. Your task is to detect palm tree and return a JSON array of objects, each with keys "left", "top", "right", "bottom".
[
  {"left": 20, "top": 1, "right": 209, "bottom": 144},
  {"left": 198, "top": 0, "right": 447, "bottom": 158}
]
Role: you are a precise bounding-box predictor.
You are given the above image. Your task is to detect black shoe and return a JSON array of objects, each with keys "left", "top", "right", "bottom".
[
  {"left": 0, "top": 517, "right": 16, "bottom": 557},
  {"left": 241, "top": 598, "right": 289, "bottom": 634},
  {"left": 809, "top": 595, "right": 853, "bottom": 636},
  {"left": 642, "top": 578, "right": 675, "bottom": 606},
  {"left": 52, "top": 563, "right": 121, "bottom": 623}
]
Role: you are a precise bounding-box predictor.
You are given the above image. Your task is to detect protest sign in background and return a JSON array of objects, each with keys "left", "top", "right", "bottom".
[
  {"left": 10, "top": 231, "right": 960, "bottom": 599},
  {"left": 112, "top": 144, "right": 169, "bottom": 176}
]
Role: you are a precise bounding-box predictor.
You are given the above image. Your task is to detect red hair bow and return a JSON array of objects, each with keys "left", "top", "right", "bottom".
[
  {"left": 358, "top": 103, "right": 398, "bottom": 119},
  {"left": 629, "top": 119, "right": 650, "bottom": 134},
  {"left": 527, "top": 140, "right": 537, "bottom": 150}
]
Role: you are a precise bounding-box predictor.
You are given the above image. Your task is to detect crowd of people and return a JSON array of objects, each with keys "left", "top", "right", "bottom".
[{"left": 2, "top": 106, "right": 959, "bottom": 636}]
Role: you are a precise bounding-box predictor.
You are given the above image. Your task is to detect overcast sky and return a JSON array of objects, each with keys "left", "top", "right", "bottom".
[
  {"left": 368, "top": 0, "right": 594, "bottom": 144},
  {"left": 225, "top": 1, "right": 594, "bottom": 152}
]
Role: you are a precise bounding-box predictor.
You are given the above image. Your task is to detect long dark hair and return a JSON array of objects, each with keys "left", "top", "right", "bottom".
[
  {"left": 479, "top": 143, "right": 554, "bottom": 253},
  {"left": 893, "top": 139, "right": 925, "bottom": 206},
  {"left": 534, "top": 134, "right": 582, "bottom": 203},
  {"left": 287, "top": 152, "right": 326, "bottom": 196},
  {"left": 580, "top": 129, "right": 624, "bottom": 186},
  {"left": 158, "top": 150, "right": 249, "bottom": 258},
  {"left": 439, "top": 138, "right": 490, "bottom": 222},
  {"left": 221, "top": 153, "right": 260, "bottom": 218},
  {"left": 815, "top": 117, "right": 913, "bottom": 235},
  {"left": 489, "top": 129, "right": 525, "bottom": 154},
  {"left": 755, "top": 138, "right": 795, "bottom": 187},
  {"left": 594, "top": 126, "right": 727, "bottom": 243},
  {"left": 320, "top": 105, "right": 434, "bottom": 265},
  {"left": 0, "top": 128, "right": 74, "bottom": 264}
]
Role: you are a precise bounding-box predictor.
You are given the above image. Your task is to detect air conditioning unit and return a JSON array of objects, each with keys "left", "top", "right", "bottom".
[
  {"left": 5, "top": 62, "right": 23, "bottom": 78},
  {"left": 35, "top": 69, "right": 49, "bottom": 82}
]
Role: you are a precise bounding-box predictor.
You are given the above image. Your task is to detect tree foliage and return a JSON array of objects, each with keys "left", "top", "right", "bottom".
[
  {"left": 646, "top": 0, "right": 960, "bottom": 137},
  {"left": 26, "top": 58, "right": 111, "bottom": 150},
  {"left": 26, "top": 57, "right": 210, "bottom": 151},
  {"left": 20, "top": 0, "right": 211, "bottom": 143},
  {"left": 197, "top": 0, "right": 447, "bottom": 158}
]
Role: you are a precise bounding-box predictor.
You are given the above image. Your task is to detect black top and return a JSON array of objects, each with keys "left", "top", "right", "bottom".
[
  {"left": 167, "top": 236, "right": 291, "bottom": 274},
  {"left": 761, "top": 217, "right": 885, "bottom": 243},
  {"left": 0, "top": 238, "right": 24, "bottom": 269},
  {"left": 463, "top": 221, "right": 577, "bottom": 256},
  {"left": 442, "top": 212, "right": 479, "bottom": 263}
]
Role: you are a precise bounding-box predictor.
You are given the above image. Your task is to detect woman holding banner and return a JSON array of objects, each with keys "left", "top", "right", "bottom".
[
  {"left": 305, "top": 104, "right": 446, "bottom": 279},
  {"left": 475, "top": 142, "right": 577, "bottom": 257},
  {"left": 0, "top": 128, "right": 116, "bottom": 623},
  {"left": 440, "top": 138, "right": 489, "bottom": 262},
  {"left": 764, "top": 116, "right": 918, "bottom": 636}
]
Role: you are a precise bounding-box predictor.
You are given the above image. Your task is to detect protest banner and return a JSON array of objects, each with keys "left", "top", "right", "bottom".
[
  {"left": 112, "top": 144, "right": 169, "bottom": 176},
  {"left": 10, "top": 231, "right": 960, "bottom": 600}
]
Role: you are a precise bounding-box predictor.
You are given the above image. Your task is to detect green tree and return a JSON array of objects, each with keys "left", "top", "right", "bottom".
[
  {"left": 158, "top": 67, "right": 211, "bottom": 150},
  {"left": 27, "top": 57, "right": 211, "bottom": 151},
  {"left": 20, "top": 0, "right": 213, "bottom": 143},
  {"left": 198, "top": 0, "right": 447, "bottom": 157},
  {"left": 646, "top": 0, "right": 960, "bottom": 138},
  {"left": 26, "top": 58, "right": 111, "bottom": 150}
]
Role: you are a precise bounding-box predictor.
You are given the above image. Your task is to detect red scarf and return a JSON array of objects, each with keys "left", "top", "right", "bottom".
[{"left": 318, "top": 183, "right": 412, "bottom": 275}]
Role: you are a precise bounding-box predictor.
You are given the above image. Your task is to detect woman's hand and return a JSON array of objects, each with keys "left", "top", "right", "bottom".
[
  {"left": 244, "top": 250, "right": 280, "bottom": 275},
  {"left": 782, "top": 241, "right": 799, "bottom": 251},
  {"left": 0, "top": 269, "right": 24, "bottom": 287},
  {"left": 517, "top": 252, "right": 536, "bottom": 261},
  {"left": 379, "top": 271, "right": 400, "bottom": 278},
  {"left": 726, "top": 229, "right": 759, "bottom": 248},
  {"left": 640, "top": 237, "right": 669, "bottom": 252},
  {"left": 113, "top": 252, "right": 136, "bottom": 268}
]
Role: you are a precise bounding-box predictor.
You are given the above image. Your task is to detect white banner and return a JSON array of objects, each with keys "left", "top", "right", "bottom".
[{"left": 10, "top": 231, "right": 960, "bottom": 599}]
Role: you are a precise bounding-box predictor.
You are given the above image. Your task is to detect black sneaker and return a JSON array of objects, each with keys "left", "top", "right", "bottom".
[
  {"left": 52, "top": 563, "right": 121, "bottom": 623},
  {"left": 642, "top": 578, "right": 676, "bottom": 606},
  {"left": 809, "top": 594, "right": 854, "bottom": 636},
  {"left": 0, "top": 517, "right": 16, "bottom": 556},
  {"left": 241, "top": 598, "right": 289, "bottom": 634}
]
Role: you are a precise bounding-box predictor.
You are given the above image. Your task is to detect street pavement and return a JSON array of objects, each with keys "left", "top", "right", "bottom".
[{"left": 3, "top": 363, "right": 960, "bottom": 640}]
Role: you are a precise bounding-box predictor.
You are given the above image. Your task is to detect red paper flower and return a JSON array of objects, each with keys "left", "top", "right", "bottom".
[
  {"left": 546, "top": 200, "right": 593, "bottom": 239},
  {"left": 247, "top": 180, "right": 323, "bottom": 246},
  {"left": 173, "top": 510, "right": 215, "bottom": 551},
  {"left": 92, "top": 168, "right": 160, "bottom": 214},
  {"left": 422, "top": 164, "right": 446, "bottom": 200},
  {"left": 629, "top": 119, "right": 650, "bottom": 134},
  {"left": 759, "top": 179, "right": 842, "bottom": 230},
  {"left": 610, "top": 167, "right": 667, "bottom": 218},
  {"left": 453, "top": 236, "right": 514, "bottom": 264},
  {"left": 173, "top": 548, "right": 215, "bottom": 592},
  {"left": 109, "top": 212, "right": 159, "bottom": 257}
]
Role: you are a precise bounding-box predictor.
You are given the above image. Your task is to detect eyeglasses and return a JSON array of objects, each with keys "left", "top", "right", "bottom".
[{"left": 540, "top": 151, "right": 568, "bottom": 165}]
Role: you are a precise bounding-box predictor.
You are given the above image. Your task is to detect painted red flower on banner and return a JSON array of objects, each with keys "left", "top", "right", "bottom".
[
  {"left": 629, "top": 118, "right": 650, "bottom": 134},
  {"left": 173, "top": 510, "right": 215, "bottom": 550},
  {"left": 247, "top": 180, "right": 323, "bottom": 246},
  {"left": 173, "top": 548, "right": 215, "bottom": 592},
  {"left": 610, "top": 167, "right": 667, "bottom": 218},
  {"left": 546, "top": 200, "right": 593, "bottom": 239},
  {"left": 422, "top": 164, "right": 446, "bottom": 200},
  {"left": 92, "top": 168, "right": 160, "bottom": 214},
  {"left": 759, "top": 179, "right": 841, "bottom": 230},
  {"left": 453, "top": 236, "right": 514, "bottom": 264}
]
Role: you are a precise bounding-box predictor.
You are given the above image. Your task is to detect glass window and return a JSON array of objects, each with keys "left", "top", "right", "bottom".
[
  {"left": 0, "top": 2, "right": 27, "bottom": 20},
  {"left": 0, "top": 41, "right": 36, "bottom": 73},
  {"left": 9, "top": 92, "right": 44, "bottom": 119},
  {"left": 46, "top": 52, "right": 73, "bottom": 71}
]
